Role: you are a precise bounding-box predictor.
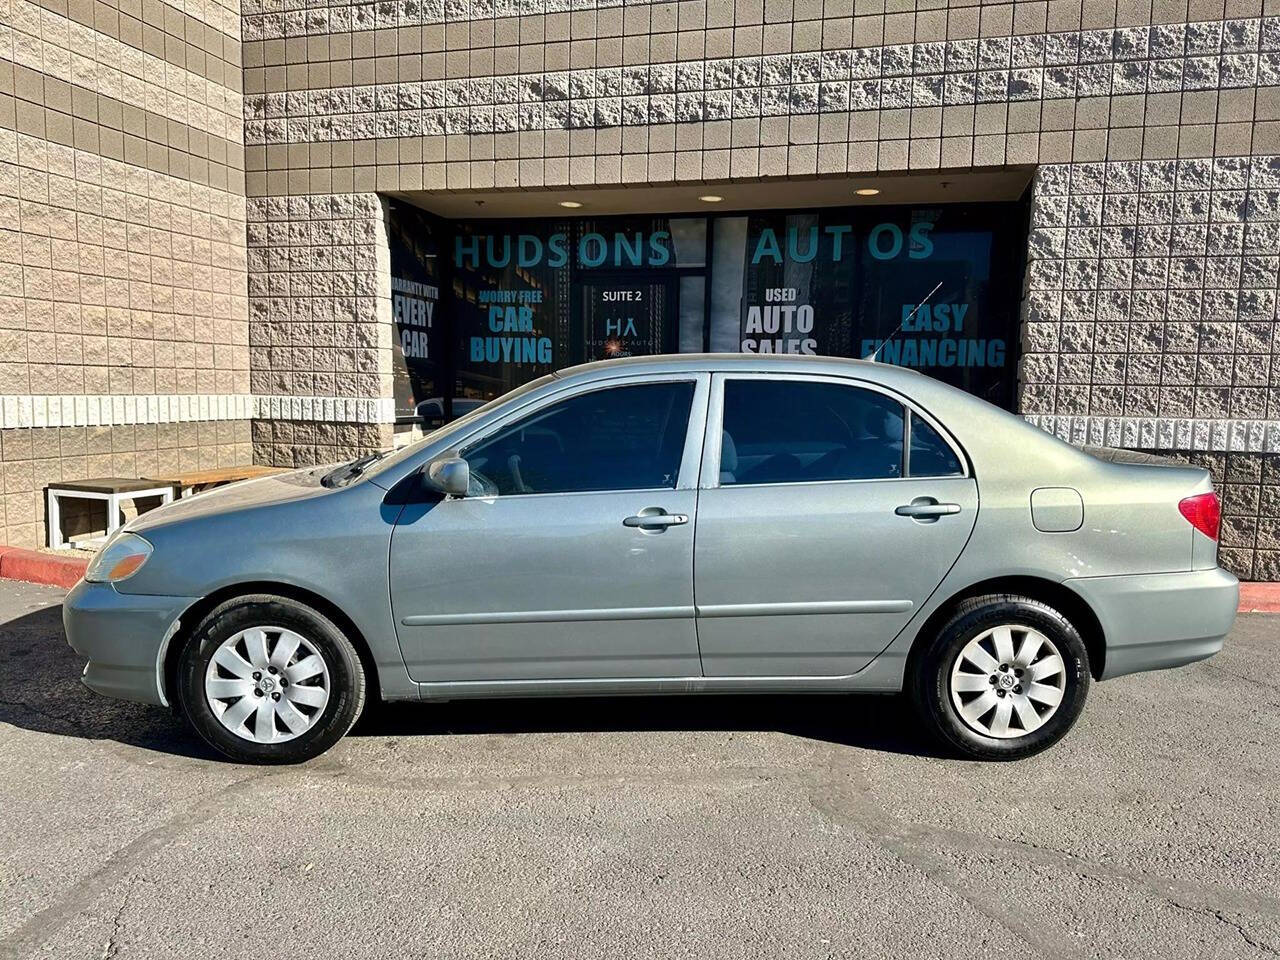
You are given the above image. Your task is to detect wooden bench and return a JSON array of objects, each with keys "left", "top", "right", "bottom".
[
  {"left": 46, "top": 478, "right": 175, "bottom": 549},
  {"left": 145, "top": 465, "right": 291, "bottom": 499}
]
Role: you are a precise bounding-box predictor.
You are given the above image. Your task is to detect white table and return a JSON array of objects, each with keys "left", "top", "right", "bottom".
[{"left": 46, "top": 479, "right": 175, "bottom": 549}]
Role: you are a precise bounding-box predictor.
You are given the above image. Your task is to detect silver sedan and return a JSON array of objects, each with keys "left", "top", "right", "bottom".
[{"left": 64, "top": 355, "right": 1239, "bottom": 763}]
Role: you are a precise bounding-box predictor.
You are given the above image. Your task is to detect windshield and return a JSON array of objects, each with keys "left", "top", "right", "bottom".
[{"left": 359, "top": 374, "right": 559, "bottom": 480}]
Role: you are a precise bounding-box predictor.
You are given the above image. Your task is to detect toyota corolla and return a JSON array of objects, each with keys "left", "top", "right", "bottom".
[{"left": 64, "top": 355, "right": 1239, "bottom": 763}]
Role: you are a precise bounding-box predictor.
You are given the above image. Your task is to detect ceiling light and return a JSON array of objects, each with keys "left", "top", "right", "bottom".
[
  {"left": 559, "top": 200, "right": 583, "bottom": 208},
  {"left": 855, "top": 188, "right": 880, "bottom": 196},
  {"left": 698, "top": 194, "right": 724, "bottom": 202}
]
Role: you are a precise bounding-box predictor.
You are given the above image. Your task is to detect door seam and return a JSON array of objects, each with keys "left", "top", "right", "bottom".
[{"left": 692, "top": 480, "right": 706, "bottom": 677}]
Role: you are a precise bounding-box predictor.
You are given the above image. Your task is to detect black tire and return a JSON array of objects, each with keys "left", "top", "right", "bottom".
[
  {"left": 177, "top": 594, "right": 366, "bottom": 764},
  {"left": 908, "top": 594, "right": 1090, "bottom": 760}
]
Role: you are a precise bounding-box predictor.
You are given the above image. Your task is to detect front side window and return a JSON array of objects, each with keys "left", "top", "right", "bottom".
[
  {"left": 462, "top": 381, "right": 695, "bottom": 496},
  {"left": 719, "top": 380, "right": 905, "bottom": 485}
]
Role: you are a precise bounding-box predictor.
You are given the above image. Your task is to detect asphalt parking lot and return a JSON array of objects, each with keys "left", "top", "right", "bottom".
[{"left": 0, "top": 579, "right": 1278, "bottom": 959}]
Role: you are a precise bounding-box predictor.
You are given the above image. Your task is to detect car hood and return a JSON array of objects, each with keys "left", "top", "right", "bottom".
[{"left": 126, "top": 465, "right": 338, "bottom": 533}]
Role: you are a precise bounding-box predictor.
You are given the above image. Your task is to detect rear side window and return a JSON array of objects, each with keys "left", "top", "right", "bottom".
[
  {"left": 908, "top": 412, "right": 964, "bottom": 477},
  {"left": 719, "top": 380, "right": 905, "bottom": 484},
  {"left": 462, "top": 381, "right": 695, "bottom": 495}
]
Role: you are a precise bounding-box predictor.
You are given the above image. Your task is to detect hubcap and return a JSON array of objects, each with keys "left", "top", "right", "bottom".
[
  {"left": 949, "top": 625, "right": 1066, "bottom": 740},
  {"left": 204, "top": 627, "right": 330, "bottom": 743}
]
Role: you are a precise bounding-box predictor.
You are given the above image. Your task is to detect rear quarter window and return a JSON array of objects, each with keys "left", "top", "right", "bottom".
[{"left": 908, "top": 412, "right": 964, "bottom": 477}]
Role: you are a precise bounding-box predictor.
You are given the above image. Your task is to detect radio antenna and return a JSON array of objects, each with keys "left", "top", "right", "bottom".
[{"left": 868, "top": 281, "right": 943, "bottom": 363}]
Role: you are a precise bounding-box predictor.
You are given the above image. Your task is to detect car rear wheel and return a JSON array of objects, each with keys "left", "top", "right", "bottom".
[
  {"left": 909, "top": 594, "right": 1090, "bottom": 760},
  {"left": 177, "top": 594, "right": 366, "bottom": 764}
]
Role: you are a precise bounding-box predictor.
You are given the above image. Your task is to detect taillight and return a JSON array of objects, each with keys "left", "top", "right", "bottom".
[{"left": 1178, "top": 492, "right": 1221, "bottom": 541}]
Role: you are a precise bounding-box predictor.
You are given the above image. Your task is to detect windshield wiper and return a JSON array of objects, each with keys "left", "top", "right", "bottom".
[{"left": 321, "top": 451, "right": 387, "bottom": 488}]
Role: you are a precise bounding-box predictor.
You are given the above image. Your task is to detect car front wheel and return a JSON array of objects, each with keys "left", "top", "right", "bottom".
[
  {"left": 177, "top": 594, "right": 366, "bottom": 764},
  {"left": 909, "top": 594, "right": 1090, "bottom": 760}
]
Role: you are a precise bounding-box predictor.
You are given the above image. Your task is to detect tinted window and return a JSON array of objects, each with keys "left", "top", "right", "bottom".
[
  {"left": 463, "top": 382, "right": 694, "bottom": 495},
  {"left": 720, "top": 380, "right": 904, "bottom": 484},
  {"left": 908, "top": 412, "right": 963, "bottom": 477}
]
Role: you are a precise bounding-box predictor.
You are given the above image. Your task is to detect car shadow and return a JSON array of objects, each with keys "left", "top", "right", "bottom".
[
  {"left": 352, "top": 693, "right": 948, "bottom": 758},
  {"left": 0, "top": 601, "right": 229, "bottom": 761},
  {"left": 0, "top": 602, "right": 947, "bottom": 762}
]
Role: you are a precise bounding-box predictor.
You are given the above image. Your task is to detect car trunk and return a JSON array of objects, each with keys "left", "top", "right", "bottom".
[{"left": 1081, "top": 446, "right": 1183, "bottom": 468}]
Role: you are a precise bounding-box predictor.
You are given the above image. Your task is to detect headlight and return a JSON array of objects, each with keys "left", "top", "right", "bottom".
[{"left": 85, "top": 533, "right": 153, "bottom": 583}]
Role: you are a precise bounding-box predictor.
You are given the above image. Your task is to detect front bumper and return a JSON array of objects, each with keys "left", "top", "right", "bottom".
[
  {"left": 63, "top": 578, "right": 197, "bottom": 707},
  {"left": 1066, "top": 567, "right": 1239, "bottom": 680}
]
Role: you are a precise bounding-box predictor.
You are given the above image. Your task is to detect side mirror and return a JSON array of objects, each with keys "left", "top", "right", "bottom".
[{"left": 425, "top": 456, "right": 469, "bottom": 497}]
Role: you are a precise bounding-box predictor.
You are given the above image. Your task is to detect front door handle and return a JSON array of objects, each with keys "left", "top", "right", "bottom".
[
  {"left": 623, "top": 511, "right": 689, "bottom": 529},
  {"left": 895, "top": 499, "right": 961, "bottom": 521}
]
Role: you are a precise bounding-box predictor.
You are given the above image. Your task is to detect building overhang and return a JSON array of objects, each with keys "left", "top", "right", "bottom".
[{"left": 387, "top": 167, "right": 1037, "bottom": 220}]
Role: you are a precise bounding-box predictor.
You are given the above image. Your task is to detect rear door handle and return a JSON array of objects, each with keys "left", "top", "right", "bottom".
[
  {"left": 623, "top": 511, "right": 689, "bottom": 529},
  {"left": 895, "top": 499, "right": 961, "bottom": 520}
]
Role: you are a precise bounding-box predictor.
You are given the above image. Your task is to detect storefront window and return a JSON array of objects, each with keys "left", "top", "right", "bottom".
[
  {"left": 854, "top": 209, "right": 1011, "bottom": 406},
  {"left": 712, "top": 212, "right": 856, "bottom": 358},
  {"left": 389, "top": 200, "right": 1026, "bottom": 424},
  {"left": 387, "top": 203, "right": 446, "bottom": 424}
]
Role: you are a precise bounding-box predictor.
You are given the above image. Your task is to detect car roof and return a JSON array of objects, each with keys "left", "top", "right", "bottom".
[
  {"left": 544, "top": 353, "right": 1102, "bottom": 486},
  {"left": 554, "top": 353, "right": 925, "bottom": 383}
]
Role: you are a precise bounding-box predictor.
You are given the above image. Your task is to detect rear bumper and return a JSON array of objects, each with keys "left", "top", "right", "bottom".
[
  {"left": 1066, "top": 567, "right": 1239, "bottom": 680},
  {"left": 63, "top": 578, "right": 196, "bottom": 707}
]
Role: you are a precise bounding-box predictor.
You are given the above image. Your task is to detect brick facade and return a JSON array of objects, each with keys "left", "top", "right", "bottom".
[
  {"left": 1021, "top": 154, "right": 1280, "bottom": 578},
  {"left": 2, "top": 0, "right": 1279, "bottom": 577},
  {"left": 0, "top": 0, "right": 248, "bottom": 547},
  {"left": 246, "top": 192, "right": 394, "bottom": 466}
]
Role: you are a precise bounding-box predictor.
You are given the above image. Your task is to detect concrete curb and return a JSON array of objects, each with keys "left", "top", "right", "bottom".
[
  {"left": 0, "top": 547, "right": 90, "bottom": 589},
  {"left": 1238, "top": 582, "right": 1280, "bottom": 614},
  {"left": 1, "top": 544, "right": 1279, "bottom": 611}
]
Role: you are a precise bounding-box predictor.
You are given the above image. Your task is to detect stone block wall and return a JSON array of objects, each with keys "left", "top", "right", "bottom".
[
  {"left": 234, "top": 0, "right": 1280, "bottom": 581},
  {"left": 1022, "top": 155, "right": 1280, "bottom": 579},
  {"left": 1022, "top": 155, "right": 1280, "bottom": 429},
  {"left": 4, "top": 0, "right": 1279, "bottom": 578},
  {"left": 246, "top": 192, "right": 394, "bottom": 466},
  {"left": 0, "top": 0, "right": 249, "bottom": 547},
  {"left": 241, "top": 6, "right": 1280, "bottom": 191}
]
